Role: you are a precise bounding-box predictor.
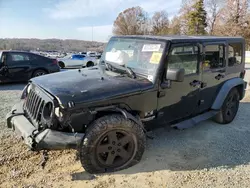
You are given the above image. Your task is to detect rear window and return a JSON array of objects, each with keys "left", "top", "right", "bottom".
[{"left": 228, "top": 43, "right": 243, "bottom": 66}]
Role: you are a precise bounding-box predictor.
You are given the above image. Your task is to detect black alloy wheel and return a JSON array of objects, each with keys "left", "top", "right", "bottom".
[
  {"left": 79, "top": 114, "right": 146, "bottom": 174},
  {"left": 96, "top": 130, "right": 136, "bottom": 168},
  {"left": 213, "top": 88, "right": 240, "bottom": 124}
]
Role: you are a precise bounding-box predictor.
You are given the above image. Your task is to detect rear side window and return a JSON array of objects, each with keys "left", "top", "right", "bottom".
[
  {"left": 168, "top": 45, "right": 199, "bottom": 75},
  {"left": 9, "top": 53, "right": 30, "bottom": 61},
  {"left": 204, "top": 44, "right": 225, "bottom": 70},
  {"left": 228, "top": 43, "right": 243, "bottom": 66}
]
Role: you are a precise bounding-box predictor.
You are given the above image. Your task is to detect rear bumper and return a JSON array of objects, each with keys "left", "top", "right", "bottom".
[{"left": 6, "top": 101, "right": 84, "bottom": 151}]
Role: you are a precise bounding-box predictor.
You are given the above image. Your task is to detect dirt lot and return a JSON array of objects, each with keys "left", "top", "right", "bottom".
[{"left": 1, "top": 70, "right": 250, "bottom": 188}]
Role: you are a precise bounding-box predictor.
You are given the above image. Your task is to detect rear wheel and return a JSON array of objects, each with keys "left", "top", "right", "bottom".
[
  {"left": 32, "top": 69, "right": 47, "bottom": 78},
  {"left": 79, "top": 114, "right": 146, "bottom": 174},
  {"left": 58, "top": 61, "right": 65, "bottom": 69},
  {"left": 86, "top": 61, "right": 94, "bottom": 67},
  {"left": 213, "top": 88, "right": 240, "bottom": 124}
]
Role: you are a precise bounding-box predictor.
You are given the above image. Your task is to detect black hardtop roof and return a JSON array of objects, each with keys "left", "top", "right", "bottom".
[{"left": 112, "top": 35, "right": 245, "bottom": 43}]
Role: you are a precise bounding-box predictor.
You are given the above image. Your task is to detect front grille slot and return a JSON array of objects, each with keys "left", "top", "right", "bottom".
[{"left": 25, "top": 88, "right": 46, "bottom": 125}]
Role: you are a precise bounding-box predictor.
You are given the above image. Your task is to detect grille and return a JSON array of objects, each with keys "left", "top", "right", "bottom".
[{"left": 24, "top": 88, "right": 45, "bottom": 125}]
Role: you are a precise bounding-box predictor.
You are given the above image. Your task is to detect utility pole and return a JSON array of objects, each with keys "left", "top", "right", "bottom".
[{"left": 92, "top": 25, "right": 93, "bottom": 43}]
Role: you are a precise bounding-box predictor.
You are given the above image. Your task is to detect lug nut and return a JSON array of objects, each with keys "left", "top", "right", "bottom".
[
  {"left": 112, "top": 141, "right": 116, "bottom": 145},
  {"left": 118, "top": 143, "right": 121, "bottom": 146},
  {"left": 117, "top": 149, "right": 121, "bottom": 152},
  {"left": 108, "top": 146, "right": 112, "bottom": 150}
]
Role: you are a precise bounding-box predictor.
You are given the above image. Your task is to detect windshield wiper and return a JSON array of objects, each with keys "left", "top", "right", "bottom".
[
  {"left": 125, "top": 66, "right": 136, "bottom": 79},
  {"left": 104, "top": 61, "right": 136, "bottom": 79}
]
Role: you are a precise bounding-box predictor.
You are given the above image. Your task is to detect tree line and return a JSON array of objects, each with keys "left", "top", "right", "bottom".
[
  {"left": 113, "top": 0, "right": 250, "bottom": 49},
  {"left": 0, "top": 38, "right": 105, "bottom": 52}
]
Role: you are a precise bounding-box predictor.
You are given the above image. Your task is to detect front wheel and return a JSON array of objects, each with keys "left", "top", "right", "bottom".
[
  {"left": 213, "top": 88, "right": 240, "bottom": 124},
  {"left": 79, "top": 114, "right": 146, "bottom": 174}
]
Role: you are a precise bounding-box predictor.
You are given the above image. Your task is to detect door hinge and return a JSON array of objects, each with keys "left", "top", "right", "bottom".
[{"left": 157, "top": 91, "right": 165, "bottom": 98}]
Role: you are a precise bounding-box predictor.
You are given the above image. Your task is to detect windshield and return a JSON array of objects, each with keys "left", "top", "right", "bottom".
[
  {"left": 63, "top": 54, "right": 72, "bottom": 59},
  {"left": 102, "top": 37, "right": 166, "bottom": 82}
]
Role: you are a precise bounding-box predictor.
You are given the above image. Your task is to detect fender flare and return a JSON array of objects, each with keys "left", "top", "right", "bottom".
[
  {"left": 211, "top": 78, "right": 245, "bottom": 110},
  {"left": 91, "top": 106, "right": 146, "bottom": 132}
]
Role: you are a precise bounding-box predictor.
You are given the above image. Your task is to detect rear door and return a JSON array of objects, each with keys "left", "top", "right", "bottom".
[
  {"left": 5, "top": 52, "right": 31, "bottom": 81},
  {"left": 199, "top": 42, "right": 226, "bottom": 112},
  {"left": 71, "top": 55, "right": 85, "bottom": 67}
]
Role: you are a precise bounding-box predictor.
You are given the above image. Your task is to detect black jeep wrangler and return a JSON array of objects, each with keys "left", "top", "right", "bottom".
[{"left": 6, "top": 36, "right": 247, "bottom": 173}]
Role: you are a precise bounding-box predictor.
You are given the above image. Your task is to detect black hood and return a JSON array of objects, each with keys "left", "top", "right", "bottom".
[{"left": 31, "top": 68, "right": 153, "bottom": 107}]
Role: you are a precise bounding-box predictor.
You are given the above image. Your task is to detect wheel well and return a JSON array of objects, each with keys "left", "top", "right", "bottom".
[
  {"left": 236, "top": 84, "right": 244, "bottom": 100},
  {"left": 87, "top": 61, "right": 94, "bottom": 65},
  {"left": 95, "top": 111, "right": 121, "bottom": 119},
  {"left": 32, "top": 68, "right": 48, "bottom": 76}
]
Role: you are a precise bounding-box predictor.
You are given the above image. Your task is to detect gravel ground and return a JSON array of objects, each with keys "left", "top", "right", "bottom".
[{"left": 0, "top": 71, "right": 250, "bottom": 188}]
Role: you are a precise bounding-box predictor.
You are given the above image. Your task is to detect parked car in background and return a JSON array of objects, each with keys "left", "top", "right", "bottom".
[
  {"left": 57, "top": 54, "right": 97, "bottom": 68},
  {"left": 0, "top": 50, "right": 60, "bottom": 83}
]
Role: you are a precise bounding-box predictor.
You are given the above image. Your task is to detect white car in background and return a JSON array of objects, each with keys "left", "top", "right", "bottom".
[{"left": 57, "top": 54, "right": 97, "bottom": 69}]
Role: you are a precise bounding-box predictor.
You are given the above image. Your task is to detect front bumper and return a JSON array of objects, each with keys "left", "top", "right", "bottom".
[{"left": 6, "top": 101, "right": 84, "bottom": 151}]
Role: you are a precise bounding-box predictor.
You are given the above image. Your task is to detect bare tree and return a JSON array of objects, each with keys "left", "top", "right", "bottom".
[
  {"left": 214, "top": 0, "right": 249, "bottom": 36},
  {"left": 151, "top": 11, "right": 169, "bottom": 35},
  {"left": 113, "top": 7, "right": 148, "bottom": 35},
  {"left": 205, "top": 0, "right": 224, "bottom": 35},
  {"left": 169, "top": 16, "right": 182, "bottom": 35}
]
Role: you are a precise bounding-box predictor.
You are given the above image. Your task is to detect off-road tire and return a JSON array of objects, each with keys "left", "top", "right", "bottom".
[
  {"left": 213, "top": 88, "right": 240, "bottom": 124},
  {"left": 79, "top": 114, "right": 146, "bottom": 174},
  {"left": 86, "top": 61, "right": 94, "bottom": 67},
  {"left": 32, "top": 69, "right": 47, "bottom": 78},
  {"left": 58, "top": 61, "right": 65, "bottom": 69}
]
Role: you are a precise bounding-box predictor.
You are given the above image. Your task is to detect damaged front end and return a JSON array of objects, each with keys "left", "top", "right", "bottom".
[{"left": 6, "top": 83, "right": 84, "bottom": 151}]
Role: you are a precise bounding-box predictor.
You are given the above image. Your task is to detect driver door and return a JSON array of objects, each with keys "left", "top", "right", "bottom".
[{"left": 157, "top": 43, "right": 202, "bottom": 123}]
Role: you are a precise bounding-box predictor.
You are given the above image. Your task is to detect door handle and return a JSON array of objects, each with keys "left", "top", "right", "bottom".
[
  {"left": 189, "top": 80, "right": 201, "bottom": 87},
  {"left": 215, "top": 74, "right": 225, "bottom": 80}
]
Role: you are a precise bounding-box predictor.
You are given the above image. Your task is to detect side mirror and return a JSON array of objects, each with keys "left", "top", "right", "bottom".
[{"left": 166, "top": 68, "right": 185, "bottom": 82}]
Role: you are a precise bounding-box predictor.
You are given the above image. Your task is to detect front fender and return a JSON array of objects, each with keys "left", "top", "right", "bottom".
[
  {"left": 211, "top": 78, "right": 246, "bottom": 110},
  {"left": 92, "top": 106, "right": 146, "bottom": 132}
]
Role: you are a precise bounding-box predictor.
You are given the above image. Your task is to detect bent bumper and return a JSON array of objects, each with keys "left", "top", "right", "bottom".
[{"left": 6, "top": 101, "right": 84, "bottom": 151}]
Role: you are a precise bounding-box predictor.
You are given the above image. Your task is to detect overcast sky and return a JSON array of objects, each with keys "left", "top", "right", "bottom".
[{"left": 0, "top": 0, "right": 182, "bottom": 42}]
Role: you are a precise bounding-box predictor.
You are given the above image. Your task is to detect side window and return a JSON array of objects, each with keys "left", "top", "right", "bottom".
[
  {"left": 228, "top": 43, "right": 242, "bottom": 66},
  {"left": 29, "top": 54, "right": 38, "bottom": 60},
  {"left": 204, "top": 45, "right": 225, "bottom": 69},
  {"left": 168, "top": 45, "right": 199, "bottom": 75},
  {"left": 9, "top": 53, "right": 30, "bottom": 62}
]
